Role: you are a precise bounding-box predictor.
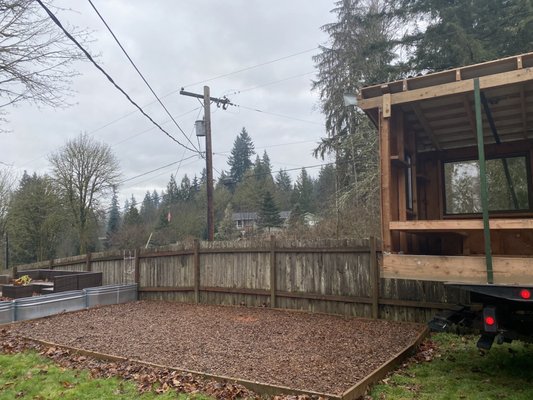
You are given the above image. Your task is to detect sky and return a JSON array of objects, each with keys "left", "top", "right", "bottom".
[{"left": 1, "top": 1, "right": 336, "bottom": 207}]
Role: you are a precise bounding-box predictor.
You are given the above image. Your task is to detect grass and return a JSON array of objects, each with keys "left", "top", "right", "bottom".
[
  {"left": 0, "top": 351, "right": 206, "bottom": 400},
  {"left": 370, "top": 333, "right": 533, "bottom": 400}
]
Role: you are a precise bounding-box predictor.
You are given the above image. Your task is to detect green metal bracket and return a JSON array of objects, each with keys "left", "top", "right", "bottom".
[{"left": 474, "top": 78, "right": 494, "bottom": 284}]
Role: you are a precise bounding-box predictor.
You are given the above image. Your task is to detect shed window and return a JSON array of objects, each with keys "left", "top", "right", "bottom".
[{"left": 444, "top": 155, "right": 530, "bottom": 214}]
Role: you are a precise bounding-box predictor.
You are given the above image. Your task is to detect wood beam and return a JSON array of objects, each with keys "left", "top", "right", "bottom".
[
  {"left": 381, "top": 254, "right": 533, "bottom": 285},
  {"left": 521, "top": 86, "right": 528, "bottom": 139},
  {"left": 359, "top": 68, "right": 533, "bottom": 110},
  {"left": 390, "top": 219, "right": 533, "bottom": 231},
  {"left": 412, "top": 104, "right": 441, "bottom": 151}
]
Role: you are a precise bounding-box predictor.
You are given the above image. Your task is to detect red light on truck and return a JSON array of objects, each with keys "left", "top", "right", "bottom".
[
  {"left": 483, "top": 307, "right": 498, "bottom": 332},
  {"left": 520, "top": 289, "right": 531, "bottom": 300}
]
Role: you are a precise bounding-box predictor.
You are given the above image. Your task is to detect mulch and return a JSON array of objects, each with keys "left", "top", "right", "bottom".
[{"left": 6, "top": 301, "right": 425, "bottom": 396}]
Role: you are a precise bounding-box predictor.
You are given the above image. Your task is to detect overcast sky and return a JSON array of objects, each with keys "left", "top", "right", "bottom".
[{"left": 2, "top": 1, "right": 336, "bottom": 207}]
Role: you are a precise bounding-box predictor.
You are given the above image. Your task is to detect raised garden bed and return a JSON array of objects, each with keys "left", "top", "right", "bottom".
[
  {"left": 12, "top": 270, "right": 103, "bottom": 294},
  {"left": 1, "top": 284, "right": 35, "bottom": 299},
  {"left": 9, "top": 301, "right": 425, "bottom": 396}
]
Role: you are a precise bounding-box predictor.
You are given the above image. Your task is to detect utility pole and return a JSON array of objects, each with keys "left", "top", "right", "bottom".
[
  {"left": 180, "top": 86, "right": 232, "bottom": 241},
  {"left": 203, "top": 86, "right": 214, "bottom": 241}
]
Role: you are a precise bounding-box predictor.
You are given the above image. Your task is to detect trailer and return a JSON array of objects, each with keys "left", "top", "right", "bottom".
[{"left": 357, "top": 52, "right": 533, "bottom": 349}]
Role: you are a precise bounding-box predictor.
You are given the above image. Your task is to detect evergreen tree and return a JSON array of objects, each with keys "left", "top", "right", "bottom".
[
  {"left": 258, "top": 191, "right": 282, "bottom": 230},
  {"left": 7, "top": 173, "right": 64, "bottom": 264},
  {"left": 314, "top": 165, "right": 337, "bottom": 211},
  {"left": 178, "top": 175, "right": 192, "bottom": 202},
  {"left": 123, "top": 195, "right": 142, "bottom": 226},
  {"left": 275, "top": 169, "right": 293, "bottom": 211},
  {"left": 191, "top": 176, "right": 200, "bottom": 193},
  {"left": 140, "top": 191, "right": 157, "bottom": 225},
  {"left": 399, "top": 0, "right": 533, "bottom": 72},
  {"left": 151, "top": 190, "right": 160, "bottom": 208},
  {"left": 312, "top": 0, "right": 397, "bottom": 235},
  {"left": 106, "top": 187, "right": 121, "bottom": 242},
  {"left": 261, "top": 151, "right": 272, "bottom": 176},
  {"left": 164, "top": 175, "right": 179, "bottom": 205},
  {"left": 227, "top": 127, "right": 255, "bottom": 184},
  {"left": 293, "top": 168, "right": 315, "bottom": 214}
]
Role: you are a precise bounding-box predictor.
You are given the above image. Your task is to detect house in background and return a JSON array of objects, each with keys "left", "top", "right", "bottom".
[{"left": 232, "top": 211, "right": 291, "bottom": 234}]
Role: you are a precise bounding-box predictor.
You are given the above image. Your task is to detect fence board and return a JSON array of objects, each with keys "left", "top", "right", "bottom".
[{"left": 11, "top": 238, "right": 466, "bottom": 323}]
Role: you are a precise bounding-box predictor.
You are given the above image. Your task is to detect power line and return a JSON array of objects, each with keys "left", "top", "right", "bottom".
[
  {"left": 229, "top": 71, "right": 316, "bottom": 95},
  {"left": 173, "top": 107, "right": 203, "bottom": 179},
  {"left": 110, "top": 107, "right": 202, "bottom": 148},
  {"left": 182, "top": 47, "right": 318, "bottom": 89},
  {"left": 87, "top": 0, "right": 200, "bottom": 153},
  {"left": 35, "top": 0, "right": 199, "bottom": 154},
  {"left": 119, "top": 154, "right": 199, "bottom": 185},
  {"left": 213, "top": 138, "right": 321, "bottom": 156},
  {"left": 235, "top": 104, "right": 323, "bottom": 125}
]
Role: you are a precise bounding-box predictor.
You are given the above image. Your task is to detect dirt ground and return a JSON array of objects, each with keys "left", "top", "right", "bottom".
[{"left": 9, "top": 301, "right": 424, "bottom": 395}]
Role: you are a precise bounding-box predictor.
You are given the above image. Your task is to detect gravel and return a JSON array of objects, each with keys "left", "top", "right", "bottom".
[{"left": 10, "top": 301, "right": 424, "bottom": 395}]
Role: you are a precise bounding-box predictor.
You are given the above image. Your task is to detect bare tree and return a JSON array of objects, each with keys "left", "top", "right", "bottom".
[
  {"left": 0, "top": 167, "right": 14, "bottom": 267},
  {"left": 0, "top": 167, "right": 13, "bottom": 231},
  {"left": 49, "top": 133, "right": 121, "bottom": 254},
  {"left": 0, "top": 1, "right": 87, "bottom": 122}
]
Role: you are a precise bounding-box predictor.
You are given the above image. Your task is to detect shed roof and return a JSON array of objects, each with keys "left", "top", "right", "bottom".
[{"left": 358, "top": 52, "right": 533, "bottom": 152}]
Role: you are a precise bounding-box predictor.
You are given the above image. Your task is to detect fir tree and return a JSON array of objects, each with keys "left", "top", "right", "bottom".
[
  {"left": 275, "top": 169, "right": 293, "bottom": 210},
  {"left": 140, "top": 191, "right": 157, "bottom": 225},
  {"left": 164, "top": 175, "right": 179, "bottom": 205},
  {"left": 293, "top": 168, "right": 315, "bottom": 214},
  {"left": 123, "top": 195, "right": 142, "bottom": 226},
  {"left": 107, "top": 187, "right": 121, "bottom": 240},
  {"left": 227, "top": 127, "right": 255, "bottom": 184},
  {"left": 399, "top": 0, "right": 533, "bottom": 72},
  {"left": 258, "top": 191, "right": 282, "bottom": 230}
]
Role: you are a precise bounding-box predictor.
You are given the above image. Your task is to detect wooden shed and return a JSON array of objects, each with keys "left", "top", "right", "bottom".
[{"left": 358, "top": 52, "right": 533, "bottom": 285}]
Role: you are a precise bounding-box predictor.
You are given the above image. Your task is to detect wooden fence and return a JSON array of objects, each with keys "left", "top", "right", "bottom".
[{"left": 11, "top": 238, "right": 469, "bottom": 323}]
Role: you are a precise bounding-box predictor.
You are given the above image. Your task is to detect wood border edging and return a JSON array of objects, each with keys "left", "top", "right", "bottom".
[
  {"left": 19, "top": 336, "right": 342, "bottom": 399},
  {"left": 340, "top": 326, "right": 430, "bottom": 400}
]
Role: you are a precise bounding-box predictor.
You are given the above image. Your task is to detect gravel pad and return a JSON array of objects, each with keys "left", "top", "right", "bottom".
[{"left": 10, "top": 301, "right": 424, "bottom": 395}]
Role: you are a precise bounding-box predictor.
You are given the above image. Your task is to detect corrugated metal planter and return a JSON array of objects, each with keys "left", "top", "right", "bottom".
[
  {"left": 14, "top": 290, "right": 85, "bottom": 321},
  {"left": 0, "top": 301, "right": 14, "bottom": 324},
  {"left": 84, "top": 284, "right": 138, "bottom": 308}
]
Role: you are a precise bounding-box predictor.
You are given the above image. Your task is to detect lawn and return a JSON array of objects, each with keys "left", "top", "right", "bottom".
[
  {"left": 0, "top": 351, "right": 206, "bottom": 400},
  {"left": 370, "top": 333, "right": 533, "bottom": 400}
]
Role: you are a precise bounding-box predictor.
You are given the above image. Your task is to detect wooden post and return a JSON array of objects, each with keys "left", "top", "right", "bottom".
[
  {"left": 270, "top": 235, "right": 277, "bottom": 308},
  {"left": 12, "top": 266, "right": 17, "bottom": 279},
  {"left": 134, "top": 248, "right": 141, "bottom": 285},
  {"left": 194, "top": 239, "right": 200, "bottom": 304},
  {"left": 204, "top": 86, "right": 215, "bottom": 241},
  {"left": 86, "top": 252, "right": 92, "bottom": 272},
  {"left": 49, "top": 259, "right": 54, "bottom": 270},
  {"left": 370, "top": 237, "right": 380, "bottom": 319},
  {"left": 379, "top": 106, "right": 392, "bottom": 252}
]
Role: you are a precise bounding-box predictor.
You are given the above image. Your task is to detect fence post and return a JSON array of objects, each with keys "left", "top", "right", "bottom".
[
  {"left": 134, "top": 248, "right": 141, "bottom": 286},
  {"left": 49, "top": 259, "right": 54, "bottom": 270},
  {"left": 370, "top": 236, "right": 380, "bottom": 319},
  {"left": 12, "top": 266, "right": 17, "bottom": 279},
  {"left": 86, "top": 252, "right": 92, "bottom": 272},
  {"left": 194, "top": 240, "right": 200, "bottom": 304},
  {"left": 270, "top": 235, "right": 277, "bottom": 308}
]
